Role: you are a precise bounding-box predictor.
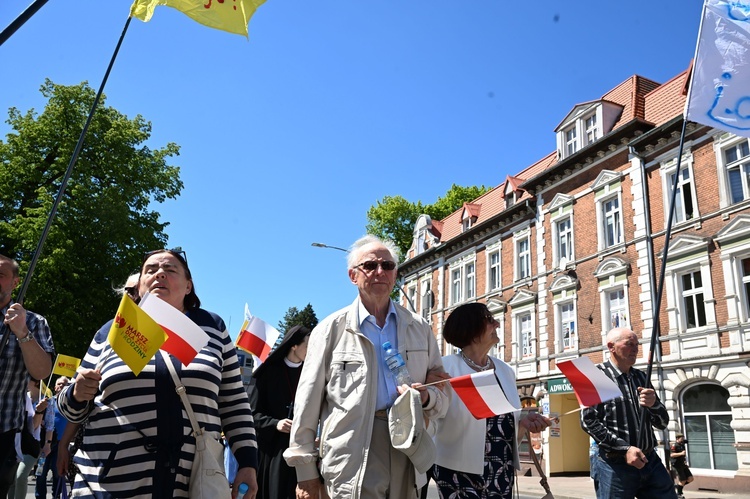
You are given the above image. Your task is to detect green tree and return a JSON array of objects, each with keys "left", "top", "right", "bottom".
[
  {"left": 0, "top": 79, "right": 183, "bottom": 357},
  {"left": 277, "top": 303, "right": 319, "bottom": 335},
  {"left": 365, "top": 184, "right": 490, "bottom": 257}
]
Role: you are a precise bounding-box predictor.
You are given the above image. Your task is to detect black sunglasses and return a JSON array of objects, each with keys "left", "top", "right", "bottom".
[
  {"left": 143, "top": 247, "right": 188, "bottom": 266},
  {"left": 356, "top": 260, "right": 397, "bottom": 272}
]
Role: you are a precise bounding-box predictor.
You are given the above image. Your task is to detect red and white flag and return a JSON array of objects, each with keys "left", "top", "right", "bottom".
[
  {"left": 557, "top": 356, "right": 622, "bottom": 407},
  {"left": 235, "top": 304, "right": 280, "bottom": 367},
  {"left": 449, "top": 370, "right": 519, "bottom": 419},
  {"left": 139, "top": 292, "right": 209, "bottom": 366}
]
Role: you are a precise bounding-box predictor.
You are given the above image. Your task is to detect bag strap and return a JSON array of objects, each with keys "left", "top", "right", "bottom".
[{"left": 160, "top": 350, "right": 202, "bottom": 436}]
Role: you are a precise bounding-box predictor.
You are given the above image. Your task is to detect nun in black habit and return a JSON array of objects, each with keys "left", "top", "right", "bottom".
[{"left": 248, "top": 325, "right": 311, "bottom": 499}]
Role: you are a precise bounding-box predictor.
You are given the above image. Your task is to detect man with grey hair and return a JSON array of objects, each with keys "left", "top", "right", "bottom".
[
  {"left": 581, "top": 327, "right": 675, "bottom": 498},
  {"left": 285, "top": 235, "right": 448, "bottom": 499}
]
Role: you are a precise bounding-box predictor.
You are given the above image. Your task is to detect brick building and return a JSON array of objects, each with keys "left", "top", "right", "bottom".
[{"left": 398, "top": 64, "right": 750, "bottom": 491}]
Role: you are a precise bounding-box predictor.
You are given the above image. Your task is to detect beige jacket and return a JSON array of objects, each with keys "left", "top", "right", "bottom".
[{"left": 284, "top": 297, "right": 448, "bottom": 498}]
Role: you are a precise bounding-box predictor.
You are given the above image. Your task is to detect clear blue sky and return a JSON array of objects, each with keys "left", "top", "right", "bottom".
[{"left": 1, "top": 0, "right": 704, "bottom": 337}]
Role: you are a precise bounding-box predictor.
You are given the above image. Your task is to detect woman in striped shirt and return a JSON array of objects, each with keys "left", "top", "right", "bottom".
[{"left": 58, "top": 249, "right": 258, "bottom": 498}]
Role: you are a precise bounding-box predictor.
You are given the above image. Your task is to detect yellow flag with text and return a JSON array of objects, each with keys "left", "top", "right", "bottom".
[
  {"left": 130, "top": 0, "right": 267, "bottom": 37},
  {"left": 52, "top": 354, "right": 81, "bottom": 377},
  {"left": 107, "top": 294, "right": 167, "bottom": 375}
]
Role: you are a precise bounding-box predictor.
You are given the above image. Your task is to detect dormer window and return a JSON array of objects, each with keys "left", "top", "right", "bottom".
[
  {"left": 565, "top": 127, "right": 578, "bottom": 156},
  {"left": 585, "top": 113, "right": 598, "bottom": 143},
  {"left": 460, "top": 204, "right": 480, "bottom": 233},
  {"left": 506, "top": 191, "right": 517, "bottom": 209},
  {"left": 555, "top": 101, "right": 622, "bottom": 161}
]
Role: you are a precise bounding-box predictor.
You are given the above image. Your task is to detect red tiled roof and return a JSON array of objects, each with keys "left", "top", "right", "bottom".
[
  {"left": 644, "top": 69, "right": 689, "bottom": 126},
  {"left": 463, "top": 202, "right": 481, "bottom": 218}
]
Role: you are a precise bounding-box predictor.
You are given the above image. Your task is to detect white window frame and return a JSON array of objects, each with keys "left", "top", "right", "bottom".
[
  {"left": 660, "top": 154, "right": 698, "bottom": 225},
  {"left": 515, "top": 232, "right": 531, "bottom": 281},
  {"left": 519, "top": 313, "right": 534, "bottom": 359},
  {"left": 510, "top": 302, "right": 536, "bottom": 364},
  {"left": 406, "top": 283, "right": 417, "bottom": 314},
  {"left": 420, "top": 277, "right": 432, "bottom": 323},
  {"left": 716, "top": 135, "right": 750, "bottom": 207},
  {"left": 487, "top": 247, "right": 502, "bottom": 292},
  {"left": 558, "top": 301, "right": 577, "bottom": 351},
  {"left": 741, "top": 257, "right": 750, "bottom": 322},
  {"left": 665, "top": 248, "right": 717, "bottom": 337},
  {"left": 449, "top": 255, "right": 476, "bottom": 305},
  {"left": 679, "top": 269, "right": 708, "bottom": 331},
  {"left": 585, "top": 113, "right": 598, "bottom": 145},
  {"left": 602, "top": 196, "right": 623, "bottom": 248},
  {"left": 565, "top": 126, "right": 578, "bottom": 156},
  {"left": 606, "top": 286, "right": 629, "bottom": 330},
  {"left": 552, "top": 214, "right": 574, "bottom": 268}
]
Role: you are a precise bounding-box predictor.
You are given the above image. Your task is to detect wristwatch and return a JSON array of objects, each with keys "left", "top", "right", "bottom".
[{"left": 17, "top": 333, "right": 34, "bottom": 344}]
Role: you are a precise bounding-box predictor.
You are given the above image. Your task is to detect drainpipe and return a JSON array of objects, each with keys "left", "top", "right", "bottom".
[{"left": 629, "top": 146, "right": 671, "bottom": 461}]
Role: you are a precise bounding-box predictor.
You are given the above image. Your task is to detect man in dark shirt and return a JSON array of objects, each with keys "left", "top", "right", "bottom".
[
  {"left": 581, "top": 327, "right": 676, "bottom": 498},
  {"left": 670, "top": 434, "right": 693, "bottom": 499}
]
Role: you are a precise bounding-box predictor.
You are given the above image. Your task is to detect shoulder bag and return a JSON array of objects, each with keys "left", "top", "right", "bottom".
[
  {"left": 20, "top": 413, "right": 41, "bottom": 458},
  {"left": 161, "top": 351, "right": 229, "bottom": 499}
]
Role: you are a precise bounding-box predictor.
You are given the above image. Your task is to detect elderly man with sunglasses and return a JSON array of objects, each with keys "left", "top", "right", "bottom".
[{"left": 284, "top": 235, "right": 448, "bottom": 499}]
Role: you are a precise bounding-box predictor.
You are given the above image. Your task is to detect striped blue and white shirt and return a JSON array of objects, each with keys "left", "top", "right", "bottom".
[{"left": 58, "top": 308, "right": 257, "bottom": 498}]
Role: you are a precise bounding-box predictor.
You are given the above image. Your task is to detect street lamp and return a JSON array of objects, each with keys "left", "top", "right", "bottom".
[{"left": 311, "top": 242, "right": 416, "bottom": 312}]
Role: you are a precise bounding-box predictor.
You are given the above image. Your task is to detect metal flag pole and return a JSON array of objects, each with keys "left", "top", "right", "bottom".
[
  {"left": 637, "top": 0, "right": 709, "bottom": 451},
  {"left": 0, "top": 0, "right": 51, "bottom": 47},
  {"left": 0, "top": 16, "right": 133, "bottom": 355}
]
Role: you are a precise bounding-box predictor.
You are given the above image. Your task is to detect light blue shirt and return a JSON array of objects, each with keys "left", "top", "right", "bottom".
[{"left": 358, "top": 300, "right": 399, "bottom": 411}]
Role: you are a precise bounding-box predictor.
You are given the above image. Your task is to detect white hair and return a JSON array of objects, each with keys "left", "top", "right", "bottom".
[{"left": 347, "top": 235, "right": 400, "bottom": 270}]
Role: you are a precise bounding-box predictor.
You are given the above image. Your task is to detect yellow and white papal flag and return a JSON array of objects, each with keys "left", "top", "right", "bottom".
[
  {"left": 686, "top": 0, "right": 750, "bottom": 137},
  {"left": 130, "top": 0, "right": 267, "bottom": 37}
]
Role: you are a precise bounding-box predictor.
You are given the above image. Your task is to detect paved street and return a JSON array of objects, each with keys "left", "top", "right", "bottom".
[{"left": 23, "top": 473, "right": 748, "bottom": 498}]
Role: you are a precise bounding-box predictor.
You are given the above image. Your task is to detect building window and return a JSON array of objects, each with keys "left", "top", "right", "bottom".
[
  {"left": 670, "top": 167, "right": 696, "bottom": 223},
  {"left": 565, "top": 127, "right": 578, "bottom": 156},
  {"left": 602, "top": 196, "right": 623, "bottom": 248},
  {"left": 723, "top": 139, "right": 750, "bottom": 204},
  {"left": 451, "top": 268, "right": 462, "bottom": 304},
  {"left": 607, "top": 288, "right": 629, "bottom": 329},
  {"left": 742, "top": 258, "right": 750, "bottom": 320},
  {"left": 421, "top": 281, "right": 432, "bottom": 322},
  {"left": 681, "top": 270, "right": 707, "bottom": 329},
  {"left": 488, "top": 250, "right": 501, "bottom": 291},
  {"left": 406, "top": 285, "right": 416, "bottom": 313},
  {"left": 585, "top": 113, "right": 598, "bottom": 144},
  {"left": 519, "top": 313, "right": 533, "bottom": 358},
  {"left": 450, "top": 260, "right": 476, "bottom": 305},
  {"left": 462, "top": 217, "right": 472, "bottom": 232},
  {"left": 466, "top": 262, "right": 475, "bottom": 300},
  {"left": 560, "top": 302, "right": 576, "bottom": 350},
  {"left": 516, "top": 236, "right": 531, "bottom": 280},
  {"left": 506, "top": 191, "right": 517, "bottom": 209},
  {"left": 556, "top": 216, "right": 573, "bottom": 265},
  {"left": 682, "top": 384, "right": 738, "bottom": 471}
]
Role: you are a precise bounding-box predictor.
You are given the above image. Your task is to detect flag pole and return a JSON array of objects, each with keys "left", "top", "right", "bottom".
[
  {"left": 0, "top": 16, "right": 133, "bottom": 355},
  {"left": 637, "top": 1, "right": 709, "bottom": 451},
  {"left": 0, "top": 0, "right": 51, "bottom": 47}
]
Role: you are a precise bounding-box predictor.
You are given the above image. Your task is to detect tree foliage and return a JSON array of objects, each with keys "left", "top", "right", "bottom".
[
  {"left": 277, "top": 303, "right": 319, "bottom": 335},
  {"left": 365, "top": 183, "right": 490, "bottom": 257},
  {"left": 0, "top": 79, "right": 183, "bottom": 357}
]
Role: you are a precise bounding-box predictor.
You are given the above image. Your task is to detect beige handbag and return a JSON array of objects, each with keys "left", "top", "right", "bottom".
[{"left": 162, "top": 351, "right": 229, "bottom": 498}]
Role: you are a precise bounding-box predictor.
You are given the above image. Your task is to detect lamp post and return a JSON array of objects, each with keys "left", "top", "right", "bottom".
[{"left": 311, "top": 242, "right": 416, "bottom": 313}]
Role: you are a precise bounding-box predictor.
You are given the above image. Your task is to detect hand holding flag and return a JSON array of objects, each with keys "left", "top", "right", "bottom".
[
  {"left": 107, "top": 294, "right": 168, "bottom": 375},
  {"left": 557, "top": 356, "right": 622, "bottom": 407},
  {"left": 448, "top": 370, "right": 519, "bottom": 419}
]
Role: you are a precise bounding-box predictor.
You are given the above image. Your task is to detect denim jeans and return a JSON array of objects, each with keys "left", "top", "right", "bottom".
[
  {"left": 593, "top": 449, "right": 677, "bottom": 499},
  {"left": 35, "top": 442, "right": 62, "bottom": 499}
]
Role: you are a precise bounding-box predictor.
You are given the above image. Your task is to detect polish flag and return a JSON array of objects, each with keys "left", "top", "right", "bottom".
[
  {"left": 557, "top": 356, "right": 623, "bottom": 407},
  {"left": 235, "top": 307, "right": 280, "bottom": 366},
  {"left": 449, "top": 370, "right": 519, "bottom": 419},
  {"left": 139, "top": 292, "right": 209, "bottom": 366}
]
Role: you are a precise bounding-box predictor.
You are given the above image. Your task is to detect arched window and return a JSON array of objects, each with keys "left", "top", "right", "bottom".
[{"left": 681, "top": 383, "right": 737, "bottom": 471}]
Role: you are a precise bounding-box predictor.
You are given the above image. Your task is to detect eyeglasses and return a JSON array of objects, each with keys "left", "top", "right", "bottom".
[
  {"left": 485, "top": 313, "right": 498, "bottom": 324},
  {"left": 356, "top": 260, "right": 397, "bottom": 272}
]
